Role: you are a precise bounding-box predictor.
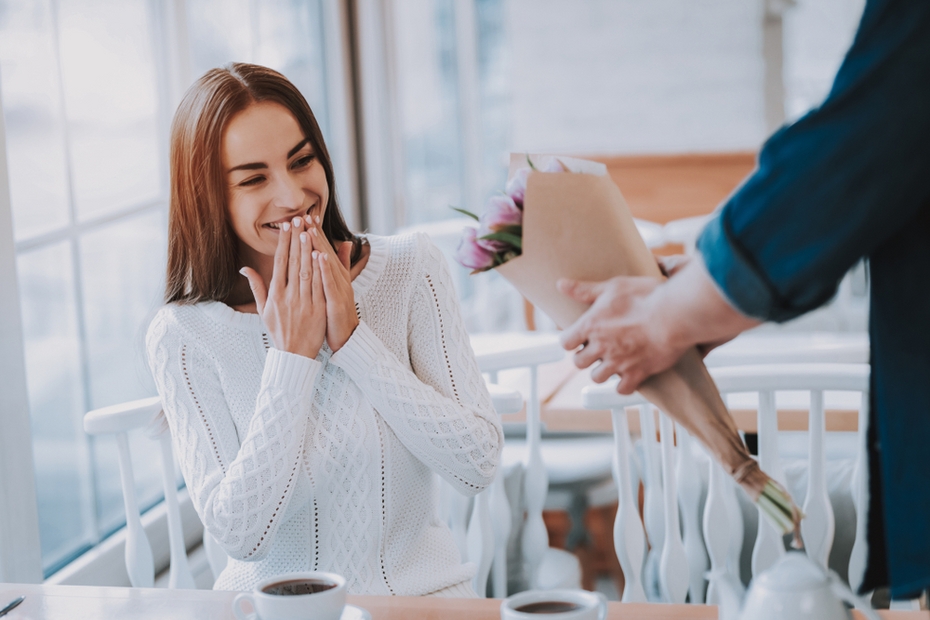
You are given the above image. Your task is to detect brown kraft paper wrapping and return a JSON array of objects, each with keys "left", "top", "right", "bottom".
[{"left": 495, "top": 156, "right": 798, "bottom": 529}]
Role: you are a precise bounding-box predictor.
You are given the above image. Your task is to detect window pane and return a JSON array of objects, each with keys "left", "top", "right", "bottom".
[
  {"left": 17, "top": 241, "right": 95, "bottom": 573},
  {"left": 80, "top": 209, "right": 168, "bottom": 533},
  {"left": 57, "top": 0, "right": 161, "bottom": 220},
  {"left": 186, "top": 0, "right": 252, "bottom": 73},
  {"left": 253, "top": 0, "right": 329, "bottom": 139},
  {"left": 475, "top": 0, "right": 509, "bottom": 201},
  {"left": 186, "top": 0, "right": 330, "bottom": 139},
  {"left": 393, "top": 0, "right": 464, "bottom": 226},
  {"left": 0, "top": 0, "right": 71, "bottom": 241}
]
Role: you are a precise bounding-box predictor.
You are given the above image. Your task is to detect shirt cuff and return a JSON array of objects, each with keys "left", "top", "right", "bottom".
[
  {"left": 262, "top": 348, "right": 322, "bottom": 399},
  {"left": 328, "top": 320, "right": 386, "bottom": 383},
  {"left": 697, "top": 212, "right": 779, "bottom": 321}
]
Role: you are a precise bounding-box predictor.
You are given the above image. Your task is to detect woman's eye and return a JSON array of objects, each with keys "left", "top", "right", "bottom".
[
  {"left": 292, "top": 154, "right": 315, "bottom": 169},
  {"left": 239, "top": 175, "right": 265, "bottom": 187}
]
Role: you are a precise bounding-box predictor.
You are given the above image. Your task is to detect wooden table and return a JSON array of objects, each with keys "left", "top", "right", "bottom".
[
  {"left": 1, "top": 583, "right": 923, "bottom": 619},
  {"left": 525, "top": 332, "right": 870, "bottom": 434}
]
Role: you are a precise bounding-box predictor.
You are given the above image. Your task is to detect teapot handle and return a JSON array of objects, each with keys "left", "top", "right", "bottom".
[{"left": 828, "top": 570, "right": 881, "bottom": 620}]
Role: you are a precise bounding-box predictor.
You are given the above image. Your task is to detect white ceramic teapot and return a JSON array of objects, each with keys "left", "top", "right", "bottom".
[{"left": 713, "top": 552, "right": 881, "bottom": 620}]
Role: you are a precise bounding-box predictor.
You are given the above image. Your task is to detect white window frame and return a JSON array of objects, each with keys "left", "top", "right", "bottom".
[
  {"left": 0, "top": 63, "right": 43, "bottom": 585},
  {"left": 0, "top": 0, "right": 361, "bottom": 583}
]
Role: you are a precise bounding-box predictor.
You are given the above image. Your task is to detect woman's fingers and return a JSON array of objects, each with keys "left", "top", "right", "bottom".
[
  {"left": 270, "top": 220, "right": 291, "bottom": 294},
  {"left": 239, "top": 267, "right": 267, "bottom": 315},
  {"left": 311, "top": 250, "right": 323, "bottom": 304},
  {"left": 298, "top": 231, "right": 314, "bottom": 298},
  {"left": 305, "top": 215, "right": 349, "bottom": 279},
  {"left": 287, "top": 217, "right": 303, "bottom": 293},
  {"left": 337, "top": 239, "right": 352, "bottom": 271},
  {"left": 319, "top": 251, "right": 336, "bottom": 300}
]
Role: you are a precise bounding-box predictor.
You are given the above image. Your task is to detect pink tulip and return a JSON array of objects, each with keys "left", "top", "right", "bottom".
[
  {"left": 455, "top": 227, "right": 496, "bottom": 271},
  {"left": 505, "top": 167, "right": 531, "bottom": 207},
  {"left": 477, "top": 194, "right": 522, "bottom": 251}
]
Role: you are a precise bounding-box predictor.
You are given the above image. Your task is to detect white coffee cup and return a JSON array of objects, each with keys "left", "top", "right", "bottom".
[
  {"left": 500, "top": 589, "right": 608, "bottom": 620},
  {"left": 232, "top": 571, "right": 346, "bottom": 620}
]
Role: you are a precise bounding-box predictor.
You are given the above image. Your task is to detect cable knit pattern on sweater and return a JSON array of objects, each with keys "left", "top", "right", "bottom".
[{"left": 146, "top": 233, "right": 501, "bottom": 595}]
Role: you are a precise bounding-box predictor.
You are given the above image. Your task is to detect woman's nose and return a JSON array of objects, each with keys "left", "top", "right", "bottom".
[{"left": 270, "top": 173, "right": 303, "bottom": 209}]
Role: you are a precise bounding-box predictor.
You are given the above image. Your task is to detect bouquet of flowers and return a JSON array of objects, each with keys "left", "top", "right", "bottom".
[{"left": 455, "top": 154, "right": 802, "bottom": 539}]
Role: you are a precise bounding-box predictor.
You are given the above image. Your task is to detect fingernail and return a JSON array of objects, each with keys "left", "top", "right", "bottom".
[
  {"left": 312, "top": 251, "right": 319, "bottom": 258},
  {"left": 283, "top": 222, "right": 290, "bottom": 231},
  {"left": 310, "top": 227, "right": 317, "bottom": 236},
  {"left": 314, "top": 215, "right": 320, "bottom": 224},
  {"left": 305, "top": 215, "right": 313, "bottom": 225},
  {"left": 300, "top": 232, "right": 307, "bottom": 244},
  {"left": 292, "top": 217, "right": 302, "bottom": 227},
  {"left": 239, "top": 268, "right": 247, "bottom": 276}
]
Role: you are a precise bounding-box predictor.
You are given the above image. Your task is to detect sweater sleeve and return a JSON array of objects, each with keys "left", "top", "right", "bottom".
[
  {"left": 146, "top": 309, "right": 322, "bottom": 561},
  {"left": 329, "top": 238, "right": 502, "bottom": 496},
  {"left": 698, "top": 0, "right": 930, "bottom": 322}
]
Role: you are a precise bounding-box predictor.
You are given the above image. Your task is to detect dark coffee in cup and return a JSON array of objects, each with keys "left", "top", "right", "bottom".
[
  {"left": 261, "top": 578, "right": 337, "bottom": 596},
  {"left": 514, "top": 601, "right": 582, "bottom": 614}
]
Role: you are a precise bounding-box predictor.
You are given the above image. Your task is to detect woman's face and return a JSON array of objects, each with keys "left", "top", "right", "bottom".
[{"left": 222, "top": 101, "right": 329, "bottom": 261}]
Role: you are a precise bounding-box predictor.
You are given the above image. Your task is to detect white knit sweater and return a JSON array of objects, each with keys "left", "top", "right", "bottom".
[{"left": 146, "top": 233, "right": 502, "bottom": 594}]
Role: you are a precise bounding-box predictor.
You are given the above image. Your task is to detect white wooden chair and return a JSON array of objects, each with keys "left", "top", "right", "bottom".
[
  {"left": 85, "top": 380, "right": 523, "bottom": 593},
  {"left": 469, "top": 332, "right": 580, "bottom": 596},
  {"left": 441, "top": 382, "right": 523, "bottom": 597},
  {"left": 83, "top": 397, "right": 205, "bottom": 588},
  {"left": 582, "top": 363, "right": 877, "bottom": 607}
]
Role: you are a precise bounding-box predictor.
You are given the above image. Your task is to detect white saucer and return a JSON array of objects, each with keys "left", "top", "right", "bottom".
[
  {"left": 243, "top": 605, "right": 371, "bottom": 620},
  {"left": 342, "top": 605, "right": 372, "bottom": 620}
]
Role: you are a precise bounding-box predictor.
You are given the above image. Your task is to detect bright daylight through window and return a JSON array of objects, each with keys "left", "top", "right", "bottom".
[{"left": 0, "top": 0, "right": 332, "bottom": 576}]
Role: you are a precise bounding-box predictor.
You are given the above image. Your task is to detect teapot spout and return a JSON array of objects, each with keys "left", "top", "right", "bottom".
[{"left": 708, "top": 569, "right": 745, "bottom": 620}]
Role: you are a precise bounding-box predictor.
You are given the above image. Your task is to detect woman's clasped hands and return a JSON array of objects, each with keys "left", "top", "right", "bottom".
[{"left": 240, "top": 215, "right": 358, "bottom": 359}]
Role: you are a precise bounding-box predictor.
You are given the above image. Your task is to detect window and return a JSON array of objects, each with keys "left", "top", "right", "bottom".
[
  {"left": 391, "top": 0, "right": 509, "bottom": 226},
  {"left": 0, "top": 0, "right": 345, "bottom": 577}
]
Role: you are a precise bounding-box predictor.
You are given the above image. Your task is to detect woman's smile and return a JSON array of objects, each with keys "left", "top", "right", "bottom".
[{"left": 222, "top": 100, "right": 330, "bottom": 266}]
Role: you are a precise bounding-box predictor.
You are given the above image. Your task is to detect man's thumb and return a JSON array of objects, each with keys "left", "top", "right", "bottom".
[{"left": 557, "top": 278, "right": 601, "bottom": 304}]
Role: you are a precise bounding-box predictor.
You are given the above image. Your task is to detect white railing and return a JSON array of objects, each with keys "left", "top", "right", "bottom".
[{"left": 582, "top": 363, "right": 872, "bottom": 604}]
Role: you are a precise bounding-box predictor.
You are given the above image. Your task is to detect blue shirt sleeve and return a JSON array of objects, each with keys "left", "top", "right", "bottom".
[{"left": 697, "top": 0, "right": 930, "bottom": 322}]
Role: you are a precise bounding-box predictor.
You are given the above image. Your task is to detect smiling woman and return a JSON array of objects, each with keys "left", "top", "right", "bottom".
[
  {"left": 164, "top": 64, "right": 360, "bottom": 309},
  {"left": 146, "top": 63, "right": 502, "bottom": 595}
]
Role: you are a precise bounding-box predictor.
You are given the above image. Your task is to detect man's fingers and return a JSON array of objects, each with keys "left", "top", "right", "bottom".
[
  {"left": 590, "top": 360, "right": 617, "bottom": 384},
  {"left": 560, "top": 320, "right": 588, "bottom": 351},
  {"left": 240, "top": 267, "right": 267, "bottom": 315},
  {"left": 557, "top": 278, "right": 602, "bottom": 304},
  {"left": 572, "top": 341, "right": 602, "bottom": 370},
  {"left": 616, "top": 370, "right": 643, "bottom": 395}
]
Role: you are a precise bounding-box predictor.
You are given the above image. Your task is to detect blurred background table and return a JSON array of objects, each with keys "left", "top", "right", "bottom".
[{"left": 514, "top": 331, "right": 870, "bottom": 434}]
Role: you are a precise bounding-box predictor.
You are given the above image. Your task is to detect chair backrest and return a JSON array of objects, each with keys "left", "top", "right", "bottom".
[
  {"left": 457, "top": 382, "right": 523, "bottom": 597},
  {"left": 83, "top": 397, "right": 200, "bottom": 588},
  {"left": 582, "top": 363, "right": 872, "bottom": 605}
]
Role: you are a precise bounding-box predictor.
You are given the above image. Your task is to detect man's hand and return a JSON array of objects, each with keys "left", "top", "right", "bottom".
[
  {"left": 558, "top": 275, "right": 685, "bottom": 394},
  {"left": 558, "top": 256, "right": 761, "bottom": 395}
]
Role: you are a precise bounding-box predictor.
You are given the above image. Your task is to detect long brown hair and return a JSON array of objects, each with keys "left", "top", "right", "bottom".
[{"left": 165, "top": 62, "right": 359, "bottom": 305}]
